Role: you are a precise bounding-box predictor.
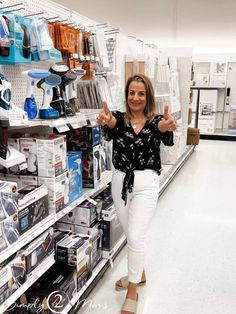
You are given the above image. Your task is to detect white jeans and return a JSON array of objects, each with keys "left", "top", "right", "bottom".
[{"left": 111, "top": 169, "right": 160, "bottom": 283}]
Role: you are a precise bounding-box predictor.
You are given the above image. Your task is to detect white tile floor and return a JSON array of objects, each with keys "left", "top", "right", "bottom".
[{"left": 77, "top": 140, "right": 236, "bottom": 314}]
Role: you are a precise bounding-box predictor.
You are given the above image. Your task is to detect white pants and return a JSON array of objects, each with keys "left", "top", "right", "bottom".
[{"left": 112, "top": 169, "right": 160, "bottom": 283}]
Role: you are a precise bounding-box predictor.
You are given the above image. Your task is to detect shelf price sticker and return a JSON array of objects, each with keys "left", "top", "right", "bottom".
[
  {"left": 67, "top": 116, "right": 80, "bottom": 129},
  {"left": 52, "top": 119, "right": 70, "bottom": 133},
  {"left": 18, "top": 162, "right": 27, "bottom": 171}
]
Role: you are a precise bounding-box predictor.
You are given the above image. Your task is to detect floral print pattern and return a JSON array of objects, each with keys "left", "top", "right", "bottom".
[{"left": 103, "top": 111, "right": 174, "bottom": 203}]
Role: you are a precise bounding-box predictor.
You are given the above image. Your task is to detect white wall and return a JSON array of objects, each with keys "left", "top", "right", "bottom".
[{"left": 54, "top": 0, "right": 236, "bottom": 53}]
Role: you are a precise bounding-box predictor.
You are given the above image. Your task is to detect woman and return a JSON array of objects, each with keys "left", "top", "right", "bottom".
[{"left": 97, "top": 74, "right": 176, "bottom": 314}]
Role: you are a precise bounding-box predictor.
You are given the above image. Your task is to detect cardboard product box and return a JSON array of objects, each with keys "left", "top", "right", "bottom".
[
  {"left": 17, "top": 185, "right": 49, "bottom": 235},
  {"left": 38, "top": 171, "right": 69, "bottom": 214},
  {"left": 81, "top": 144, "right": 102, "bottom": 188},
  {"left": 56, "top": 234, "right": 92, "bottom": 284},
  {"left": 93, "top": 184, "right": 113, "bottom": 211},
  {"left": 0, "top": 214, "right": 19, "bottom": 253},
  {"left": 100, "top": 206, "right": 124, "bottom": 251},
  {"left": 82, "top": 125, "right": 101, "bottom": 147},
  {"left": 19, "top": 175, "right": 38, "bottom": 188},
  {"left": 0, "top": 253, "right": 26, "bottom": 305},
  {"left": 27, "top": 262, "right": 77, "bottom": 312},
  {"left": 67, "top": 151, "right": 83, "bottom": 203},
  {"left": 18, "top": 228, "right": 54, "bottom": 276},
  {"left": 55, "top": 221, "right": 76, "bottom": 232},
  {"left": 36, "top": 135, "right": 67, "bottom": 178},
  {"left": 0, "top": 180, "right": 19, "bottom": 252},
  {"left": 0, "top": 180, "right": 18, "bottom": 222},
  {"left": 59, "top": 199, "right": 100, "bottom": 227},
  {"left": 20, "top": 138, "right": 38, "bottom": 175},
  {"left": 0, "top": 13, "right": 32, "bottom": 65},
  {"left": 73, "top": 221, "right": 103, "bottom": 270}
]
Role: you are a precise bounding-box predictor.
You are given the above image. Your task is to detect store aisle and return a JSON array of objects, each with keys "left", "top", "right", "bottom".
[{"left": 77, "top": 140, "right": 236, "bottom": 314}]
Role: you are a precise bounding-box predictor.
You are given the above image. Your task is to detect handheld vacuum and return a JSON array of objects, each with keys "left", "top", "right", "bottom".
[
  {"left": 22, "top": 69, "right": 51, "bottom": 119},
  {"left": 37, "top": 74, "right": 61, "bottom": 119}
]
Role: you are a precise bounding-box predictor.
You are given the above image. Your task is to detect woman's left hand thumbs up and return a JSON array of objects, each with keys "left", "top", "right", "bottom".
[{"left": 157, "top": 105, "right": 177, "bottom": 133}]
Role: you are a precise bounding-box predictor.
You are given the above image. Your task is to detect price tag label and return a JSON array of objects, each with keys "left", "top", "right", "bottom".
[
  {"left": 19, "top": 162, "right": 27, "bottom": 171},
  {"left": 70, "top": 123, "right": 80, "bottom": 129},
  {"left": 56, "top": 125, "right": 70, "bottom": 133},
  {"left": 85, "top": 56, "right": 90, "bottom": 61},
  {"left": 8, "top": 111, "right": 28, "bottom": 126},
  {"left": 90, "top": 55, "right": 95, "bottom": 61},
  {"left": 80, "top": 55, "right": 85, "bottom": 61}
]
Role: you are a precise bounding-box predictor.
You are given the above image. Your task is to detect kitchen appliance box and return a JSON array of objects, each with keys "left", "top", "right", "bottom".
[
  {"left": 17, "top": 185, "right": 49, "bottom": 235},
  {"left": 36, "top": 135, "right": 67, "bottom": 178},
  {"left": 0, "top": 253, "right": 26, "bottom": 305},
  {"left": 56, "top": 233, "right": 92, "bottom": 284},
  {"left": 38, "top": 172, "right": 69, "bottom": 214},
  {"left": 18, "top": 228, "right": 54, "bottom": 276},
  {"left": 59, "top": 199, "right": 100, "bottom": 227},
  {"left": 0, "top": 180, "right": 19, "bottom": 252}
]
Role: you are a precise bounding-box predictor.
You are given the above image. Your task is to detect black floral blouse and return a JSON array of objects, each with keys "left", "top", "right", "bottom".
[{"left": 103, "top": 111, "right": 174, "bottom": 204}]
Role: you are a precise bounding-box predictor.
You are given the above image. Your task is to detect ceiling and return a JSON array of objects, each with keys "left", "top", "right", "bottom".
[{"left": 53, "top": 0, "right": 236, "bottom": 53}]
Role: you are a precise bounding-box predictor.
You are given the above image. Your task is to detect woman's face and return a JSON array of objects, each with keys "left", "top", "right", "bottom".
[{"left": 127, "top": 81, "right": 147, "bottom": 114}]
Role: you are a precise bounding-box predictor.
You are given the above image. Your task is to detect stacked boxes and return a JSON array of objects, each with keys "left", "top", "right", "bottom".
[{"left": 0, "top": 180, "right": 19, "bottom": 252}]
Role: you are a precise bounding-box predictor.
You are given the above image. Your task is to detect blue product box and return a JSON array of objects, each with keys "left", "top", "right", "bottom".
[
  {"left": 67, "top": 151, "right": 83, "bottom": 203},
  {"left": 0, "top": 13, "right": 32, "bottom": 64},
  {"left": 82, "top": 125, "right": 101, "bottom": 147}
]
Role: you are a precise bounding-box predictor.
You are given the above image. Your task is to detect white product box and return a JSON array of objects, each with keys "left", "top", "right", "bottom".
[
  {"left": 0, "top": 180, "right": 18, "bottom": 223},
  {"left": 0, "top": 214, "right": 19, "bottom": 253},
  {"left": 36, "top": 135, "right": 67, "bottom": 177},
  {"left": 198, "top": 89, "right": 218, "bottom": 133},
  {"left": 20, "top": 138, "right": 38, "bottom": 175},
  {"left": 19, "top": 175, "right": 38, "bottom": 188},
  {"left": 0, "top": 180, "right": 19, "bottom": 252},
  {"left": 56, "top": 234, "right": 92, "bottom": 279},
  {"left": 59, "top": 199, "right": 98, "bottom": 227},
  {"left": 38, "top": 172, "right": 69, "bottom": 213}
]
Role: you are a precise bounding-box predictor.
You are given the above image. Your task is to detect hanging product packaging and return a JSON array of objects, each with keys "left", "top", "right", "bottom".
[
  {"left": 0, "top": 12, "right": 32, "bottom": 64},
  {"left": 31, "top": 18, "right": 62, "bottom": 62}
]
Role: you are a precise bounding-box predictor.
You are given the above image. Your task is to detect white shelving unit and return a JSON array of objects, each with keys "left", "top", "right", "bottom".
[{"left": 0, "top": 171, "right": 112, "bottom": 264}]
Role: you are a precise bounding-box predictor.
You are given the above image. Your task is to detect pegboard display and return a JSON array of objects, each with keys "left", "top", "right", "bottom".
[
  {"left": 0, "top": 0, "right": 100, "bottom": 111},
  {"left": 0, "top": 63, "right": 53, "bottom": 110}
]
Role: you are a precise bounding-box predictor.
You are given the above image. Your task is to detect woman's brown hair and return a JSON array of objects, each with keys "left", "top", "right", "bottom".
[{"left": 124, "top": 74, "right": 156, "bottom": 124}]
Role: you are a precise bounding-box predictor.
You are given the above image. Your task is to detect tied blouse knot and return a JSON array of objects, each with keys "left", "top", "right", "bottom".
[{"left": 103, "top": 111, "right": 174, "bottom": 204}]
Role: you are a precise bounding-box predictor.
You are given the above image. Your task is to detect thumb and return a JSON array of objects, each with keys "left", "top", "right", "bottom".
[
  {"left": 102, "top": 101, "right": 109, "bottom": 115},
  {"left": 163, "top": 105, "right": 169, "bottom": 119}
]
